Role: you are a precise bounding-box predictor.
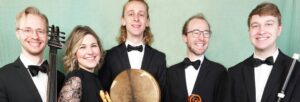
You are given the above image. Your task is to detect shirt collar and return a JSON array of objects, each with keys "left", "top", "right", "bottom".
[
  {"left": 20, "top": 54, "right": 45, "bottom": 68},
  {"left": 254, "top": 48, "right": 279, "bottom": 63}
]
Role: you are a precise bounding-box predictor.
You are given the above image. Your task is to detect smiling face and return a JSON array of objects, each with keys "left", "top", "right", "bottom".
[
  {"left": 122, "top": 1, "right": 149, "bottom": 38},
  {"left": 183, "top": 18, "right": 210, "bottom": 57},
  {"left": 76, "top": 34, "right": 101, "bottom": 72},
  {"left": 16, "top": 14, "right": 48, "bottom": 57},
  {"left": 249, "top": 15, "right": 281, "bottom": 53}
]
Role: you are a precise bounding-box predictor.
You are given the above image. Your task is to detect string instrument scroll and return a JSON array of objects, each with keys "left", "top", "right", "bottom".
[{"left": 47, "top": 25, "right": 65, "bottom": 102}]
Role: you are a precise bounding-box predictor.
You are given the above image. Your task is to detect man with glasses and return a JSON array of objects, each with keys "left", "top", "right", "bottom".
[
  {"left": 165, "top": 13, "right": 227, "bottom": 102},
  {"left": 0, "top": 6, "right": 65, "bottom": 102}
]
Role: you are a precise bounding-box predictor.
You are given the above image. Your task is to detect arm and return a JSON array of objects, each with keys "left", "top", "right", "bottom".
[
  {"left": 0, "top": 78, "right": 8, "bottom": 102},
  {"left": 58, "top": 76, "right": 82, "bottom": 102}
]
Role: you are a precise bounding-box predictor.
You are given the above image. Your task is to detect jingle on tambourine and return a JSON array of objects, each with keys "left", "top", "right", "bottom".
[{"left": 188, "top": 94, "right": 202, "bottom": 102}]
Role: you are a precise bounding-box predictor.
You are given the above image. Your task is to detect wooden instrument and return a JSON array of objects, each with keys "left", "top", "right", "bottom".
[
  {"left": 109, "top": 69, "right": 160, "bottom": 102},
  {"left": 47, "top": 25, "right": 65, "bottom": 102},
  {"left": 188, "top": 94, "right": 202, "bottom": 102}
]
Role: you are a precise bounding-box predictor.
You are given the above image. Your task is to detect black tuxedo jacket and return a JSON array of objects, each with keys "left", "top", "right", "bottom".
[
  {"left": 165, "top": 57, "right": 227, "bottom": 102},
  {"left": 98, "top": 43, "right": 167, "bottom": 93},
  {"left": 225, "top": 50, "right": 300, "bottom": 102},
  {"left": 0, "top": 58, "right": 65, "bottom": 102}
]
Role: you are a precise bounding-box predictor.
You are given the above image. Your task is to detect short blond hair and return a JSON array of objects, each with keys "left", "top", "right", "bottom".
[{"left": 16, "top": 6, "right": 48, "bottom": 29}]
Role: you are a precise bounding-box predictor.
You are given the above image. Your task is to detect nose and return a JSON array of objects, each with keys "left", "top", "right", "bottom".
[
  {"left": 30, "top": 30, "right": 40, "bottom": 39},
  {"left": 258, "top": 25, "right": 266, "bottom": 35},
  {"left": 86, "top": 47, "right": 94, "bottom": 54},
  {"left": 133, "top": 14, "right": 139, "bottom": 22}
]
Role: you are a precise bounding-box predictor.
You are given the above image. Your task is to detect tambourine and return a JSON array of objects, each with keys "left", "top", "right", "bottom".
[
  {"left": 188, "top": 94, "right": 202, "bottom": 102},
  {"left": 109, "top": 69, "right": 160, "bottom": 102}
]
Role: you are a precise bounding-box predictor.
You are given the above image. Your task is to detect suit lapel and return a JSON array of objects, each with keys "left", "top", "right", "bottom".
[
  {"left": 242, "top": 56, "right": 256, "bottom": 102},
  {"left": 117, "top": 43, "right": 131, "bottom": 69},
  {"left": 192, "top": 57, "right": 210, "bottom": 94},
  {"left": 15, "top": 58, "right": 42, "bottom": 100},
  {"left": 261, "top": 51, "right": 290, "bottom": 102},
  {"left": 141, "top": 45, "right": 152, "bottom": 70},
  {"left": 177, "top": 62, "right": 189, "bottom": 98}
]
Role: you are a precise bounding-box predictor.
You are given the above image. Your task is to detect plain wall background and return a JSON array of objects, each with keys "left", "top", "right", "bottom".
[{"left": 0, "top": 0, "right": 299, "bottom": 73}]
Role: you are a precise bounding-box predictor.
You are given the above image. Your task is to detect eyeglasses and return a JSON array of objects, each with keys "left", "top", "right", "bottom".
[
  {"left": 17, "top": 28, "right": 47, "bottom": 37},
  {"left": 186, "top": 29, "right": 211, "bottom": 38}
]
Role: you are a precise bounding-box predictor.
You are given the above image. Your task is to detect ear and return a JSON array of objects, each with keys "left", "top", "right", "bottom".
[
  {"left": 182, "top": 34, "right": 187, "bottom": 43},
  {"left": 16, "top": 29, "right": 20, "bottom": 40},
  {"left": 277, "top": 25, "right": 282, "bottom": 36},
  {"left": 121, "top": 18, "right": 126, "bottom": 26},
  {"left": 146, "top": 19, "right": 150, "bottom": 27}
]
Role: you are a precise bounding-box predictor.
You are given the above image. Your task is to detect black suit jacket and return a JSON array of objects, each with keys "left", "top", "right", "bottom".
[
  {"left": 0, "top": 58, "right": 42, "bottom": 102},
  {"left": 165, "top": 57, "right": 227, "bottom": 102},
  {"left": 98, "top": 43, "right": 167, "bottom": 93},
  {"left": 225, "top": 50, "right": 300, "bottom": 102},
  {"left": 0, "top": 58, "right": 65, "bottom": 102}
]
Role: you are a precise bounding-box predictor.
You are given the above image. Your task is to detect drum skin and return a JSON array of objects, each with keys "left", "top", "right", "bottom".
[{"left": 110, "top": 69, "right": 160, "bottom": 102}]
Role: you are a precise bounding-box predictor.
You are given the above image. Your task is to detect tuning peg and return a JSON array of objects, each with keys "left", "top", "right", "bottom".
[
  {"left": 60, "top": 32, "right": 65, "bottom": 35},
  {"left": 60, "top": 36, "right": 65, "bottom": 39}
]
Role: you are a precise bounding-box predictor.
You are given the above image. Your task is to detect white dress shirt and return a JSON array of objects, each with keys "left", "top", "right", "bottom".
[
  {"left": 20, "top": 54, "right": 48, "bottom": 102},
  {"left": 254, "top": 49, "right": 279, "bottom": 102},
  {"left": 185, "top": 55, "right": 204, "bottom": 95},
  {"left": 126, "top": 40, "right": 145, "bottom": 69}
]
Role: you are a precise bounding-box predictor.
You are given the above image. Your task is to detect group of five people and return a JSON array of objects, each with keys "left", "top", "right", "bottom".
[{"left": 0, "top": 0, "right": 300, "bottom": 102}]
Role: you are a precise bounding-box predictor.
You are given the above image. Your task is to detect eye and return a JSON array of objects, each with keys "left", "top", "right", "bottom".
[
  {"left": 36, "top": 29, "right": 46, "bottom": 34},
  {"left": 91, "top": 44, "right": 98, "bottom": 48},
  {"left": 24, "top": 29, "right": 32, "bottom": 33},
  {"left": 265, "top": 23, "right": 273, "bottom": 27},
  {"left": 203, "top": 31, "right": 210, "bottom": 36},
  {"left": 128, "top": 12, "right": 134, "bottom": 16},
  {"left": 250, "top": 24, "right": 259, "bottom": 29},
  {"left": 79, "top": 46, "right": 86, "bottom": 49}
]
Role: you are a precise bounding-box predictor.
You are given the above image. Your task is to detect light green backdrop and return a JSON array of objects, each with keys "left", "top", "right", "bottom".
[{"left": 0, "top": 0, "right": 299, "bottom": 73}]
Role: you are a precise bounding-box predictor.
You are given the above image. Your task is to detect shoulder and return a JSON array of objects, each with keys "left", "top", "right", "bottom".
[
  {"left": 168, "top": 62, "right": 183, "bottom": 71},
  {"left": 145, "top": 45, "right": 166, "bottom": 57},
  {"left": 65, "top": 70, "right": 84, "bottom": 80},
  {"left": 204, "top": 58, "right": 226, "bottom": 71},
  {"left": 0, "top": 59, "right": 20, "bottom": 77},
  {"left": 228, "top": 56, "right": 252, "bottom": 72}
]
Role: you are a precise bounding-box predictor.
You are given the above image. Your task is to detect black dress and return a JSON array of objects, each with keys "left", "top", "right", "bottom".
[{"left": 65, "top": 68, "right": 103, "bottom": 102}]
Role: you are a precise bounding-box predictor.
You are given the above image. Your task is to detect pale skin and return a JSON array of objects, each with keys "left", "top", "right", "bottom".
[
  {"left": 183, "top": 18, "right": 210, "bottom": 61},
  {"left": 249, "top": 15, "right": 282, "bottom": 59},
  {"left": 16, "top": 14, "right": 48, "bottom": 64},
  {"left": 121, "top": 1, "right": 149, "bottom": 45},
  {"left": 58, "top": 34, "right": 101, "bottom": 102}
]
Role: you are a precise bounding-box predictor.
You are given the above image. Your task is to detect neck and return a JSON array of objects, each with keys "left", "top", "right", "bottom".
[
  {"left": 255, "top": 46, "right": 277, "bottom": 59},
  {"left": 127, "top": 34, "right": 143, "bottom": 45},
  {"left": 21, "top": 51, "right": 44, "bottom": 65},
  {"left": 187, "top": 51, "right": 203, "bottom": 61}
]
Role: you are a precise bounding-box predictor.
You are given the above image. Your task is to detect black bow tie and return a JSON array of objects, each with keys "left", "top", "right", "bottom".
[
  {"left": 28, "top": 61, "right": 48, "bottom": 76},
  {"left": 253, "top": 56, "right": 274, "bottom": 67},
  {"left": 183, "top": 58, "right": 201, "bottom": 70},
  {"left": 127, "top": 45, "right": 143, "bottom": 52}
]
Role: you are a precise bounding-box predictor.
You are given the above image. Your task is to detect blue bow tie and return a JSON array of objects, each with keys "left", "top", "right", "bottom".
[{"left": 28, "top": 61, "right": 48, "bottom": 76}]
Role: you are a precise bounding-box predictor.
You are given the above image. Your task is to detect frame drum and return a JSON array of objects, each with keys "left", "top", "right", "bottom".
[{"left": 110, "top": 69, "right": 160, "bottom": 102}]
